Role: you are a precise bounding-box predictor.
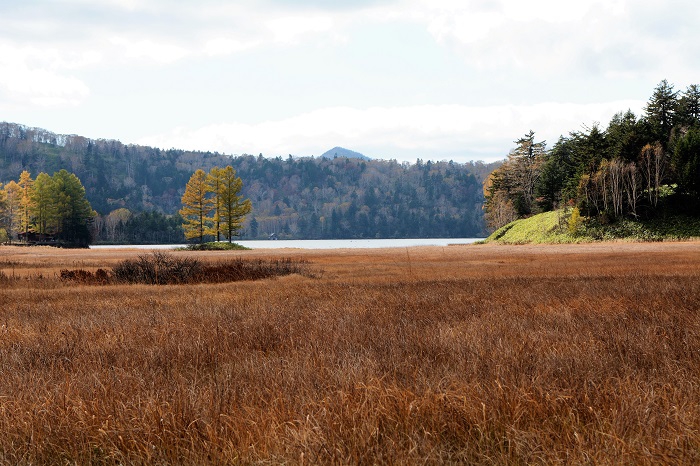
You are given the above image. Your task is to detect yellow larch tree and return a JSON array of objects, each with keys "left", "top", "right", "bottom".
[
  {"left": 217, "top": 166, "right": 252, "bottom": 242},
  {"left": 17, "top": 170, "right": 34, "bottom": 240},
  {"left": 179, "top": 169, "right": 214, "bottom": 243},
  {"left": 2, "top": 181, "right": 22, "bottom": 243},
  {"left": 206, "top": 166, "right": 224, "bottom": 242}
]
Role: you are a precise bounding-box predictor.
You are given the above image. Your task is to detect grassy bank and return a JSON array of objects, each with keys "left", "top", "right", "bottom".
[
  {"left": 485, "top": 209, "right": 700, "bottom": 244},
  {"left": 0, "top": 244, "right": 699, "bottom": 464}
]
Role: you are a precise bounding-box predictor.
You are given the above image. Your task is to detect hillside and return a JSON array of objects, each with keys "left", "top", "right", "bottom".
[
  {"left": 482, "top": 80, "right": 700, "bottom": 244},
  {"left": 320, "top": 147, "right": 371, "bottom": 160},
  {"left": 484, "top": 208, "right": 700, "bottom": 244},
  {"left": 0, "top": 122, "right": 498, "bottom": 240}
]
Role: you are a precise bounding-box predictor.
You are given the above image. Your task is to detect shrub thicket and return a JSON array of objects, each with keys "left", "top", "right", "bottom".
[{"left": 59, "top": 251, "right": 312, "bottom": 285}]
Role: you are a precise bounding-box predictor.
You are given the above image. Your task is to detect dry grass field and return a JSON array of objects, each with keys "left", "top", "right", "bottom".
[{"left": 0, "top": 242, "right": 699, "bottom": 464}]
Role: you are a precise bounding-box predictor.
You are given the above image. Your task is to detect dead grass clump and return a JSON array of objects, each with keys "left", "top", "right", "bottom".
[
  {"left": 111, "top": 251, "right": 202, "bottom": 285},
  {"left": 59, "top": 268, "right": 110, "bottom": 284},
  {"left": 196, "top": 257, "right": 312, "bottom": 283},
  {"left": 110, "top": 251, "right": 311, "bottom": 285}
]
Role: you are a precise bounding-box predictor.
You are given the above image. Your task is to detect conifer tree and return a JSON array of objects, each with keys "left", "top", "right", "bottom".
[
  {"left": 645, "top": 79, "right": 678, "bottom": 145},
  {"left": 677, "top": 84, "right": 700, "bottom": 126},
  {"left": 2, "top": 181, "right": 21, "bottom": 243},
  {"left": 52, "top": 170, "right": 95, "bottom": 246},
  {"left": 180, "top": 169, "right": 214, "bottom": 243},
  {"left": 0, "top": 183, "right": 6, "bottom": 242},
  {"left": 17, "top": 170, "right": 34, "bottom": 240},
  {"left": 217, "top": 166, "right": 252, "bottom": 242},
  {"left": 30, "top": 172, "right": 57, "bottom": 235},
  {"left": 207, "top": 167, "right": 224, "bottom": 242}
]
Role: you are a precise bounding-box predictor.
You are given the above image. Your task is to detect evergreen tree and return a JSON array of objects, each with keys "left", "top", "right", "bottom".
[
  {"left": 677, "top": 84, "right": 700, "bottom": 126},
  {"left": 673, "top": 127, "right": 700, "bottom": 196},
  {"left": 52, "top": 169, "right": 95, "bottom": 247},
  {"left": 645, "top": 79, "right": 678, "bottom": 145},
  {"left": 249, "top": 216, "right": 258, "bottom": 238}
]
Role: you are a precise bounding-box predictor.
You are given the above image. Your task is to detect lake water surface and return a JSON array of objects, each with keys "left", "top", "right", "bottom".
[{"left": 91, "top": 238, "right": 484, "bottom": 250}]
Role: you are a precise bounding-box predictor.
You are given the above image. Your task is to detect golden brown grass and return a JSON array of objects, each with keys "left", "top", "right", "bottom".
[{"left": 0, "top": 242, "right": 699, "bottom": 464}]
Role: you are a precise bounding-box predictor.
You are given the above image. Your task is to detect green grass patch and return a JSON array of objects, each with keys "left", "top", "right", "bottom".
[
  {"left": 484, "top": 209, "right": 700, "bottom": 244},
  {"left": 484, "top": 210, "right": 593, "bottom": 244},
  {"left": 586, "top": 214, "right": 700, "bottom": 241}
]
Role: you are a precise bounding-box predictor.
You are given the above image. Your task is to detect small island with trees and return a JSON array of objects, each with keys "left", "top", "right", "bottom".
[{"left": 179, "top": 166, "right": 252, "bottom": 250}]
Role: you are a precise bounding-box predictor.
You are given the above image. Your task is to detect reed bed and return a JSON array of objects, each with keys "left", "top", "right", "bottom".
[{"left": 0, "top": 243, "right": 699, "bottom": 464}]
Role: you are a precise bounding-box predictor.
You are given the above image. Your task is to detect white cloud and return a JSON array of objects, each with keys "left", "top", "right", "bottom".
[
  {"left": 109, "top": 36, "right": 190, "bottom": 64},
  {"left": 204, "top": 37, "right": 261, "bottom": 56},
  {"left": 265, "top": 14, "right": 336, "bottom": 45},
  {"left": 1, "top": 0, "right": 695, "bottom": 161},
  {"left": 138, "top": 101, "right": 645, "bottom": 162},
  {"left": 395, "top": 0, "right": 691, "bottom": 81},
  {"left": 0, "top": 44, "right": 90, "bottom": 107}
]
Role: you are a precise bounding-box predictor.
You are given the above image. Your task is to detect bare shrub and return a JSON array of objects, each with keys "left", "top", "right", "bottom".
[
  {"left": 112, "top": 251, "right": 202, "bottom": 285},
  {"left": 196, "top": 258, "right": 311, "bottom": 283},
  {"left": 59, "top": 268, "right": 112, "bottom": 284},
  {"left": 111, "top": 252, "right": 310, "bottom": 285}
]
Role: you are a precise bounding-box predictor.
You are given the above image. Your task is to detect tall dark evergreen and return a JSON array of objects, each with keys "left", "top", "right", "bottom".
[
  {"left": 673, "top": 127, "right": 700, "bottom": 196},
  {"left": 677, "top": 84, "right": 700, "bottom": 126},
  {"left": 645, "top": 79, "right": 679, "bottom": 146}
]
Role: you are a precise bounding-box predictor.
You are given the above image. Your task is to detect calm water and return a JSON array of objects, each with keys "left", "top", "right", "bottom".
[{"left": 90, "top": 238, "right": 484, "bottom": 250}]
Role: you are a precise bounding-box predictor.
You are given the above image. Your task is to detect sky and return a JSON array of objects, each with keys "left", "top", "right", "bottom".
[{"left": 1, "top": 0, "right": 699, "bottom": 164}]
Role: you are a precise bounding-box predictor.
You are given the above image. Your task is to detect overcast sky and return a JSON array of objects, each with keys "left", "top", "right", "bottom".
[{"left": 2, "top": 0, "right": 699, "bottom": 163}]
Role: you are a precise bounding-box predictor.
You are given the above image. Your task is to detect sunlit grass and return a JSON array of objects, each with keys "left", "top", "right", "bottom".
[{"left": 0, "top": 243, "right": 699, "bottom": 464}]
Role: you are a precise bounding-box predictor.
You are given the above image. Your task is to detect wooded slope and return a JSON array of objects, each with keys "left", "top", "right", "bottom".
[{"left": 0, "top": 123, "right": 496, "bottom": 239}]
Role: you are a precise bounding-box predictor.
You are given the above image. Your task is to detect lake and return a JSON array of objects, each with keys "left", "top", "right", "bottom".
[{"left": 90, "top": 238, "right": 484, "bottom": 250}]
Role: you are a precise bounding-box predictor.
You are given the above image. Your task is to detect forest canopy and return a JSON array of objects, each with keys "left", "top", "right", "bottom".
[
  {"left": 0, "top": 169, "right": 95, "bottom": 247},
  {"left": 484, "top": 80, "right": 700, "bottom": 231},
  {"left": 0, "top": 123, "right": 496, "bottom": 241}
]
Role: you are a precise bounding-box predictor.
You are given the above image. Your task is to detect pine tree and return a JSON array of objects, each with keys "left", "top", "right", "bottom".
[
  {"left": 645, "top": 79, "right": 678, "bottom": 145},
  {"left": 179, "top": 169, "right": 214, "bottom": 243},
  {"left": 677, "top": 84, "right": 700, "bottom": 126},
  {"left": 673, "top": 127, "right": 700, "bottom": 196},
  {"left": 509, "top": 131, "right": 546, "bottom": 216}
]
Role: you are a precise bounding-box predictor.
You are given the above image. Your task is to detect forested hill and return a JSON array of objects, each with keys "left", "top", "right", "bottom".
[{"left": 0, "top": 122, "right": 497, "bottom": 239}]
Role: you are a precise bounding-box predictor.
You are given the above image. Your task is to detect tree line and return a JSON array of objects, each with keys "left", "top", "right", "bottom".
[
  {"left": 484, "top": 80, "right": 700, "bottom": 230},
  {"left": 0, "top": 169, "right": 95, "bottom": 247},
  {"left": 1, "top": 123, "right": 495, "bottom": 240}
]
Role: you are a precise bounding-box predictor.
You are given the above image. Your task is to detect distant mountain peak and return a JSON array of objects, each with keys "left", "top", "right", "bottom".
[{"left": 320, "top": 147, "right": 371, "bottom": 160}]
